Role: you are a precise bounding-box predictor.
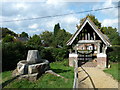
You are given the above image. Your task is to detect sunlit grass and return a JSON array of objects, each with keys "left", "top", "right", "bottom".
[{"left": 104, "top": 63, "right": 120, "bottom": 82}]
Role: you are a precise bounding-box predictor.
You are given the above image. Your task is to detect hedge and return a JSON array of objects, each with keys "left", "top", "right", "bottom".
[{"left": 107, "top": 46, "right": 120, "bottom": 62}]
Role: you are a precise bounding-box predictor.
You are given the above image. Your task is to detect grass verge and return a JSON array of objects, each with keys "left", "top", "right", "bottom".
[{"left": 103, "top": 63, "right": 120, "bottom": 82}]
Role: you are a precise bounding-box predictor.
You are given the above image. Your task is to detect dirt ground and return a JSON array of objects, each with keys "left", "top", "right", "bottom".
[{"left": 78, "top": 67, "right": 119, "bottom": 88}]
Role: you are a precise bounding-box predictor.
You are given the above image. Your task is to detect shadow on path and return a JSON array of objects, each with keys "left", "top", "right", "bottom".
[
  {"left": 1, "top": 75, "right": 20, "bottom": 88},
  {"left": 80, "top": 66, "right": 96, "bottom": 89}
]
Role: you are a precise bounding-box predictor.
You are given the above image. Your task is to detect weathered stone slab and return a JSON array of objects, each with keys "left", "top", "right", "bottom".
[
  {"left": 18, "top": 73, "right": 39, "bottom": 81},
  {"left": 27, "top": 50, "right": 42, "bottom": 64},
  {"left": 17, "top": 60, "right": 28, "bottom": 75},
  {"left": 28, "top": 60, "right": 49, "bottom": 74}
]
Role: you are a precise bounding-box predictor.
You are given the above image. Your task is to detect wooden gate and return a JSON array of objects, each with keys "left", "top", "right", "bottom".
[{"left": 78, "top": 53, "right": 97, "bottom": 67}]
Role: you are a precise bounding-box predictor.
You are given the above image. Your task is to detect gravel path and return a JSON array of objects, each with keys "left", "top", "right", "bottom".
[{"left": 78, "top": 67, "right": 118, "bottom": 88}]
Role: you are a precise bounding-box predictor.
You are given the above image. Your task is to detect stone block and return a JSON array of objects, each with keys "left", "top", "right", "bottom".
[
  {"left": 28, "top": 63, "right": 42, "bottom": 74},
  {"left": 28, "top": 60, "right": 49, "bottom": 74},
  {"left": 18, "top": 73, "right": 39, "bottom": 81},
  {"left": 27, "top": 50, "right": 42, "bottom": 64},
  {"left": 17, "top": 60, "right": 28, "bottom": 75}
]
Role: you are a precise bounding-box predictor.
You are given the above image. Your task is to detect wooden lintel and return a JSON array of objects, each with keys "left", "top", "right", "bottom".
[{"left": 78, "top": 40, "right": 101, "bottom": 44}]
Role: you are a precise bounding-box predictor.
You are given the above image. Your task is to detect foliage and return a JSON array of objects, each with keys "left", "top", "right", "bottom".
[
  {"left": 40, "top": 31, "right": 53, "bottom": 47},
  {"left": 104, "top": 63, "right": 120, "bottom": 82},
  {"left": 101, "top": 27, "right": 120, "bottom": 45},
  {"left": 107, "top": 46, "right": 120, "bottom": 62},
  {"left": 2, "top": 60, "right": 74, "bottom": 88},
  {"left": 53, "top": 29, "right": 72, "bottom": 47},
  {"left": 27, "top": 34, "right": 41, "bottom": 46},
  {"left": 54, "top": 23, "right": 60, "bottom": 36},
  {"left": 2, "top": 42, "right": 27, "bottom": 71},
  {"left": 79, "top": 14, "right": 101, "bottom": 29},
  {"left": 0, "top": 28, "right": 17, "bottom": 38},
  {"left": 40, "top": 47, "right": 69, "bottom": 62},
  {"left": 52, "top": 23, "right": 72, "bottom": 47},
  {"left": 20, "top": 32, "right": 28, "bottom": 38},
  {"left": 3, "top": 35, "right": 14, "bottom": 42}
]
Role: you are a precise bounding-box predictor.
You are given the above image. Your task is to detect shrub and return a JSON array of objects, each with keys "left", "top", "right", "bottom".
[
  {"left": 2, "top": 42, "right": 27, "bottom": 71},
  {"left": 107, "top": 46, "right": 120, "bottom": 62},
  {"left": 40, "top": 47, "right": 69, "bottom": 62},
  {"left": 3, "top": 35, "right": 14, "bottom": 42}
]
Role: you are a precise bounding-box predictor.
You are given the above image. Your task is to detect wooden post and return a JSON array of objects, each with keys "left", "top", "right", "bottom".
[{"left": 97, "top": 43, "right": 100, "bottom": 54}]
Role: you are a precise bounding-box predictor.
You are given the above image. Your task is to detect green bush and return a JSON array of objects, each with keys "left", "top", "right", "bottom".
[
  {"left": 2, "top": 42, "right": 27, "bottom": 71},
  {"left": 3, "top": 35, "right": 14, "bottom": 42},
  {"left": 107, "top": 46, "right": 120, "bottom": 62},
  {"left": 40, "top": 47, "right": 69, "bottom": 62}
]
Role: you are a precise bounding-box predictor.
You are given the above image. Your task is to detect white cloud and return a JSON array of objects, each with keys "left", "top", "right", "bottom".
[
  {"left": 93, "top": 0, "right": 118, "bottom": 17},
  {"left": 13, "top": 3, "right": 29, "bottom": 10},
  {"left": 63, "top": 15, "right": 78, "bottom": 24},
  {"left": 102, "top": 18, "right": 118, "bottom": 27},
  {"left": 28, "top": 24, "right": 39, "bottom": 29}
]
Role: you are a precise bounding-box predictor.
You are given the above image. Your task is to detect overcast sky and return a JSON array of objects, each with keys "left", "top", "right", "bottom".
[{"left": 1, "top": 0, "right": 119, "bottom": 36}]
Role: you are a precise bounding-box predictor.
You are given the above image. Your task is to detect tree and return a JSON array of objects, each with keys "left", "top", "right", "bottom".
[
  {"left": 3, "top": 35, "right": 14, "bottom": 42},
  {"left": 40, "top": 31, "right": 53, "bottom": 47},
  {"left": 0, "top": 27, "right": 17, "bottom": 38},
  {"left": 79, "top": 14, "right": 101, "bottom": 29},
  {"left": 20, "top": 32, "right": 28, "bottom": 38},
  {"left": 101, "top": 27, "right": 120, "bottom": 45},
  {"left": 27, "top": 34, "right": 41, "bottom": 46},
  {"left": 53, "top": 28, "right": 72, "bottom": 47},
  {"left": 54, "top": 23, "right": 60, "bottom": 36}
]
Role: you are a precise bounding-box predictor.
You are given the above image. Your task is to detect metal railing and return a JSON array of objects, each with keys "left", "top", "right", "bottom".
[{"left": 73, "top": 59, "right": 78, "bottom": 89}]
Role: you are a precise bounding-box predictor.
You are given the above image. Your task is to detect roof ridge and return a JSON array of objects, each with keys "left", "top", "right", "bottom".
[{"left": 66, "top": 16, "right": 111, "bottom": 46}]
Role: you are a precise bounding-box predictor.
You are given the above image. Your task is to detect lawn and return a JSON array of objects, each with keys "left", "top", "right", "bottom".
[
  {"left": 1, "top": 59, "right": 74, "bottom": 88},
  {"left": 0, "top": 71, "right": 12, "bottom": 84},
  {"left": 104, "top": 63, "right": 120, "bottom": 82}
]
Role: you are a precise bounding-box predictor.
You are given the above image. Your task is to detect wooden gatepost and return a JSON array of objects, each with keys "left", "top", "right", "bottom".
[{"left": 73, "top": 59, "right": 78, "bottom": 89}]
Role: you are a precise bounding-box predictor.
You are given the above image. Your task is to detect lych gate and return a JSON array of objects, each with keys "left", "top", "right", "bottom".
[{"left": 67, "top": 16, "right": 111, "bottom": 68}]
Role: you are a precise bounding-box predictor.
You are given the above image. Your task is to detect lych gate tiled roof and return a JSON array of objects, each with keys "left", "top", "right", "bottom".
[{"left": 66, "top": 16, "right": 111, "bottom": 46}]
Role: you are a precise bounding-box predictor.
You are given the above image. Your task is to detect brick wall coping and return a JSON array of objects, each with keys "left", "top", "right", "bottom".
[
  {"left": 97, "top": 53, "right": 107, "bottom": 57},
  {"left": 69, "top": 53, "right": 78, "bottom": 57}
]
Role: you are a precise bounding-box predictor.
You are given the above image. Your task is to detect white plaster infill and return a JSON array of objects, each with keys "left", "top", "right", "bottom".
[
  {"left": 97, "top": 53, "right": 107, "bottom": 57},
  {"left": 69, "top": 53, "right": 78, "bottom": 57}
]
